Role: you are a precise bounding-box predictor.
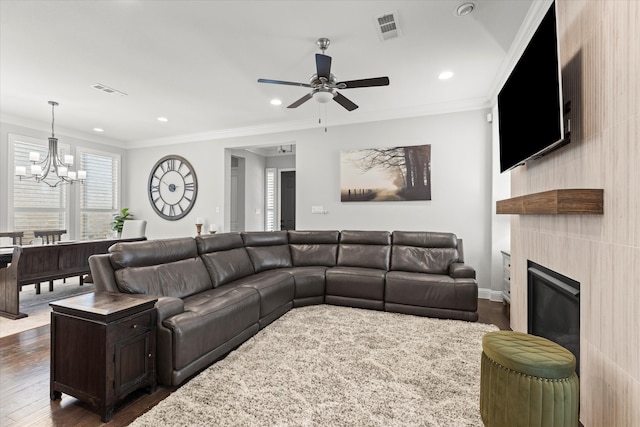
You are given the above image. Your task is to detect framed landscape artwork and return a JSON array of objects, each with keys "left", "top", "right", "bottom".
[{"left": 340, "top": 144, "right": 431, "bottom": 202}]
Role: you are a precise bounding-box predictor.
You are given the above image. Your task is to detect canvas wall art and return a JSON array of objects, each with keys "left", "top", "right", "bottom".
[{"left": 340, "top": 144, "right": 431, "bottom": 202}]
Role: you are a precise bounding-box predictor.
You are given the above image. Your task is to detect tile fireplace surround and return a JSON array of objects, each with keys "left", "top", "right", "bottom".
[{"left": 507, "top": 1, "right": 639, "bottom": 425}]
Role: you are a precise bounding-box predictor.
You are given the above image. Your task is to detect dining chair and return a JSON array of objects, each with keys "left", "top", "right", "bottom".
[
  {"left": 33, "top": 229, "right": 67, "bottom": 244},
  {"left": 0, "top": 231, "right": 23, "bottom": 246},
  {"left": 120, "top": 220, "right": 147, "bottom": 239}
]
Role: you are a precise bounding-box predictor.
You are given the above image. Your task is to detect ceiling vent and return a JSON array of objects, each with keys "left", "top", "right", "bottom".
[
  {"left": 375, "top": 10, "right": 400, "bottom": 41},
  {"left": 90, "top": 83, "right": 127, "bottom": 96}
]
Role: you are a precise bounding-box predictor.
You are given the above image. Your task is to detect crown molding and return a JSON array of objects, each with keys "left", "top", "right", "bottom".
[
  {"left": 0, "top": 113, "right": 129, "bottom": 149},
  {"left": 3, "top": 95, "right": 493, "bottom": 150},
  {"left": 129, "top": 96, "right": 491, "bottom": 149}
]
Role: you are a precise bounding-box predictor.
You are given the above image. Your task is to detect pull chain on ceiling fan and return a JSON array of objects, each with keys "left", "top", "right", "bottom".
[{"left": 258, "top": 38, "right": 390, "bottom": 111}]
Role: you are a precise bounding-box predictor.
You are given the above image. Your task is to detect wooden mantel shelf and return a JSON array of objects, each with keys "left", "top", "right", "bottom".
[{"left": 496, "top": 189, "right": 603, "bottom": 215}]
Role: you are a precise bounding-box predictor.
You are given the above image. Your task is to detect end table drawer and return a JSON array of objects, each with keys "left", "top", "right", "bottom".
[{"left": 117, "top": 312, "right": 153, "bottom": 339}]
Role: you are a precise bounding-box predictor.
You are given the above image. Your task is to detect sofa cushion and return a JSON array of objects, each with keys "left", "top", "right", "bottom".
[
  {"left": 392, "top": 231, "right": 458, "bottom": 248},
  {"left": 337, "top": 230, "right": 391, "bottom": 270},
  {"left": 115, "top": 257, "right": 213, "bottom": 298},
  {"left": 165, "top": 286, "right": 260, "bottom": 370},
  {"left": 196, "top": 232, "right": 244, "bottom": 253},
  {"left": 325, "top": 266, "right": 386, "bottom": 301},
  {"left": 339, "top": 230, "right": 391, "bottom": 245},
  {"left": 385, "top": 271, "right": 478, "bottom": 312},
  {"left": 391, "top": 231, "right": 460, "bottom": 274},
  {"left": 197, "top": 233, "right": 255, "bottom": 287},
  {"left": 200, "top": 248, "right": 255, "bottom": 287},
  {"left": 109, "top": 237, "right": 197, "bottom": 269},
  {"left": 284, "top": 266, "right": 328, "bottom": 299},
  {"left": 233, "top": 270, "right": 295, "bottom": 318},
  {"left": 288, "top": 230, "right": 340, "bottom": 244},
  {"left": 242, "top": 231, "right": 292, "bottom": 273},
  {"left": 288, "top": 230, "right": 339, "bottom": 267},
  {"left": 241, "top": 231, "right": 288, "bottom": 246}
]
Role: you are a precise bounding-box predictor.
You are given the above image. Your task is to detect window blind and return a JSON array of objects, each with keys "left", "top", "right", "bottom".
[
  {"left": 79, "top": 151, "right": 120, "bottom": 240},
  {"left": 265, "top": 168, "right": 276, "bottom": 231}
]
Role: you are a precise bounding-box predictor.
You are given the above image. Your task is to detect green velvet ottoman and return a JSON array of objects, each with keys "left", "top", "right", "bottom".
[{"left": 480, "top": 331, "right": 579, "bottom": 427}]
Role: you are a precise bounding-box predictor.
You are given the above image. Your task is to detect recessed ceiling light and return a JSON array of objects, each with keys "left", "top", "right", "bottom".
[
  {"left": 93, "top": 128, "right": 104, "bottom": 132},
  {"left": 270, "top": 99, "right": 282, "bottom": 106},
  {"left": 438, "top": 71, "right": 454, "bottom": 80},
  {"left": 456, "top": 2, "right": 475, "bottom": 16},
  {"left": 157, "top": 117, "right": 168, "bottom": 122}
]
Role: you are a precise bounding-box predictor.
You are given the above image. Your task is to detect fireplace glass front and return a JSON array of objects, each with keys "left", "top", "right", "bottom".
[{"left": 527, "top": 261, "right": 580, "bottom": 376}]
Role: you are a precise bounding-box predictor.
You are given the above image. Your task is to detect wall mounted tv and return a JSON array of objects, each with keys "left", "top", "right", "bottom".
[{"left": 498, "top": 1, "right": 567, "bottom": 173}]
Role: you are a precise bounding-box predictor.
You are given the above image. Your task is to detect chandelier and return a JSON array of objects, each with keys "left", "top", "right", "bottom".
[{"left": 15, "top": 101, "right": 86, "bottom": 187}]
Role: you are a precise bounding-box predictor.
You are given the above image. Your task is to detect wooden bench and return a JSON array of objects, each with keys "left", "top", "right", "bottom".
[{"left": 0, "top": 238, "right": 144, "bottom": 319}]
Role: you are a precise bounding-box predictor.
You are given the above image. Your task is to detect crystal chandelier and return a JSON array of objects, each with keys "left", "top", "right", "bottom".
[{"left": 15, "top": 101, "right": 86, "bottom": 187}]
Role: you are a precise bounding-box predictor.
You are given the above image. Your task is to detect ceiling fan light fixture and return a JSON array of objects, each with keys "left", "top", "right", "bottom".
[
  {"left": 313, "top": 90, "right": 335, "bottom": 104},
  {"left": 270, "top": 99, "right": 282, "bottom": 106}
]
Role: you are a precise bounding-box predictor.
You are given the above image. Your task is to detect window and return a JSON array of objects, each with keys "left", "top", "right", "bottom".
[
  {"left": 9, "top": 134, "right": 121, "bottom": 241},
  {"left": 78, "top": 149, "right": 121, "bottom": 240},
  {"left": 265, "top": 168, "right": 276, "bottom": 231}
]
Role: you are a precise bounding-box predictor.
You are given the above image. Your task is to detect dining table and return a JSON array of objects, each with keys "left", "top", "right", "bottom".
[
  {"left": 0, "top": 237, "right": 145, "bottom": 319},
  {"left": 0, "top": 247, "right": 13, "bottom": 269}
]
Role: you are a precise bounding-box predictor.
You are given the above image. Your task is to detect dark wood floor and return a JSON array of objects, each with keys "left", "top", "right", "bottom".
[{"left": 0, "top": 299, "right": 510, "bottom": 426}]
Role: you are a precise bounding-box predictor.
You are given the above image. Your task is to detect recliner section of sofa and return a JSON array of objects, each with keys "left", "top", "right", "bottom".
[
  {"left": 89, "top": 229, "right": 479, "bottom": 386},
  {"left": 385, "top": 231, "right": 478, "bottom": 322},
  {"left": 325, "top": 230, "right": 390, "bottom": 310}
]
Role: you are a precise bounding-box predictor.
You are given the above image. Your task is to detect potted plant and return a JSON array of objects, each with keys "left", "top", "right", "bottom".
[{"left": 111, "top": 208, "right": 133, "bottom": 235}]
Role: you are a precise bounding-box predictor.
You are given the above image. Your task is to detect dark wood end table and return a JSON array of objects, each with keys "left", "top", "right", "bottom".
[{"left": 50, "top": 292, "right": 157, "bottom": 422}]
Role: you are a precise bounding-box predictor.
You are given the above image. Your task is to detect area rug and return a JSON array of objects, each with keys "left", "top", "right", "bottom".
[{"left": 131, "top": 305, "right": 498, "bottom": 427}]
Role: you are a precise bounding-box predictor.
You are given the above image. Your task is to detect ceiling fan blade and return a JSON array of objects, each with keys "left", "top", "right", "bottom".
[
  {"left": 316, "top": 54, "right": 332, "bottom": 79},
  {"left": 258, "top": 78, "right": 312, "bottom": 88},
  {"left": 333, "top": 92, "right": 358, "bottom": 111},
  {"left": 287, "top": 93, "right": 313, "bottom": 108},
  {"left": 338, "top": 77, "right": 390, "bottom": 89}
]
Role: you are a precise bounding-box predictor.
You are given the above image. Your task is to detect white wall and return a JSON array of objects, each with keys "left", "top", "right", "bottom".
[
  {"left": 489, "top": 106, "right": 511, "bottom": 301},
  {"left": 227, "top": 148, "right": 266, "bottom": 232},
  {"left": 125, "top": 108, "right": 495, "bottom": 292}
]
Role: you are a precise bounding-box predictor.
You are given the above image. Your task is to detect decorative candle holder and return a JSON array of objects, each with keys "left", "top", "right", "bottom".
[{"left": 196, "top": 217, "right": 204, "bottom": 236}]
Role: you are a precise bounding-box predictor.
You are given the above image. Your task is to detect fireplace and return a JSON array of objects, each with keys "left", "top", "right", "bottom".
[{"left": 527, "top": 261, "right": 580, "bottom": 375}]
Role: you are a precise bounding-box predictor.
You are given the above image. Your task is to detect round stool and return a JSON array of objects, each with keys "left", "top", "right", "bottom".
[{"left": 480, "top": 331, "right": 579, "bottom": 427}]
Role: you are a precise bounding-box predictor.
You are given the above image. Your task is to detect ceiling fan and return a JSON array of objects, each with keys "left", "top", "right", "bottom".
[{"left": 257, "top": 38, "right": 390, "bottom": 111}]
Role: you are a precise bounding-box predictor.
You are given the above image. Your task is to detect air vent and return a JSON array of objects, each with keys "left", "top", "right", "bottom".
[
  {"left": 375, "top": 10, "right": 400, "bottom": 41},
  {"left": 90, "top": 83, "right": 127, "bottom": 97}
]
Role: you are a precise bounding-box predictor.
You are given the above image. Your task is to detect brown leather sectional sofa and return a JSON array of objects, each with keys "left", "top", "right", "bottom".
[{"left": 89, "top": 230, "right": 479, "bottom": 386}]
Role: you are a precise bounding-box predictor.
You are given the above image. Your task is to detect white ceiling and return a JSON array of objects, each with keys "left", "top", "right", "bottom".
[{"left": 0, "top": 0, "right": 537, "bottom": 148}]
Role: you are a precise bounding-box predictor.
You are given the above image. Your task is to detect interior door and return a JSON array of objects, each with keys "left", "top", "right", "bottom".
[{"left": 280, "top": 171, "right": 295, "bottom": 230}]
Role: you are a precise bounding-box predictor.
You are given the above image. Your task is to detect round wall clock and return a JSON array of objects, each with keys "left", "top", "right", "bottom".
[{"left": 147, "top": 155, "right": 198, "bottom": 221}]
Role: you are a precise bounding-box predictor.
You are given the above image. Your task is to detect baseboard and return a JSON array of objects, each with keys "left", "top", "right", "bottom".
[{"left": 478, "top": 288, "right": 504, "bottom": 302}]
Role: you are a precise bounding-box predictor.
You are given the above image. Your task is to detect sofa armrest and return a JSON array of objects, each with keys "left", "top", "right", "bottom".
[
  {"left": 449, "top": 262, "right": 476, "bottom": 279},
  {"left": 156, "top": 296, "right": 185, "bottom": 323}
]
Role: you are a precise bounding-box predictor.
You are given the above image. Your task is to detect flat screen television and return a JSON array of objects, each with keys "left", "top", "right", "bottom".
[{"left": 498, "top": 1, "right": 567, "bottom": 173}]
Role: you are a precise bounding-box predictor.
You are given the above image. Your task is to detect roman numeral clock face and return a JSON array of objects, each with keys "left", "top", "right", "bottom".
[{"left": 147, "top": 155, "right": 198, "bottom": 220}]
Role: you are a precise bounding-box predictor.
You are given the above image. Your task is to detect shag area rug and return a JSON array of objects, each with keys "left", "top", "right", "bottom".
[{"left": 131, "top": 305, "right": 498, "bottom": 427}]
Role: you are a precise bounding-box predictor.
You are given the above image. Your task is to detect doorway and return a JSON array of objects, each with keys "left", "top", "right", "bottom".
[{"left": 280, "top": 171, "right": 296, "bottom": 230}]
